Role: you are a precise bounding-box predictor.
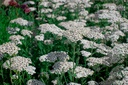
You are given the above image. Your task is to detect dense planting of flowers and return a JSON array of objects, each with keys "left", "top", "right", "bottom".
[{"left": 1, "top": 0, "right": 128, "bottom": 85}]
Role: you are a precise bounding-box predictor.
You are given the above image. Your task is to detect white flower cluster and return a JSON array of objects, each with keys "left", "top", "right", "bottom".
[
  {"left": 64, "top": 0, "right": 92, "bottom": 13},
  {"left": 38, "top": 24, "right": 63, "bottom": 36},
  {"left": 86, "top": 28, "right": 105, "bottom": 40},
  {"left": 59, "top": 21, "right": 90, "bottom": 42},
  {"left": 11, "top": 74, "right": 19, "bottom": 79},
  {"left": 81, "top": 39, "right": 111, "bottom": 55},
  {"left": 106, "top": 43, "right": 128, "bottom": 64},
  {"left": 35, "top": 34, "right": 44, "bottom": 41},
  {"left": 23, "top": 1, "right": 36, "bottom": 12},
  {"left": 81, "top": 50, "right": 91, "bottom": 57},
  {"left": 86, "top": 57, "right": 110, "bottom": 66},
  {"left": 39, "top": 51, "right": 69, "bottom": 62},
  {"left": 43, "top": 39, "right": 53, "bottom": 45},
  {"left": 120, "top": 22, "right": 128, "bottom": 32},
  {"left": 9, "top": 35, "right": 24, "bottom": 45},
  {"left": 51, "top": 61, "right": 75, "bottom": 74},
  {"left": 27, "top": 79, "right": 45, "bottom": 85},
  {"left": 105, "top": 30, "right": 125, "bottom": 42},
  {"left": 39, "top": 1, "right": 52, "bottom": 8},
  {"left": 7, "top": 27, "right": 20, "bottom": 34},
  {"left": 23, "top": 1, "right": 35, "bottom": 5},
  {"left": 67, "top": 82, "right": 81, "bottom": 85},
  {"left": 0, "top": 42, "right": 20, "bottom": 56},
  {"left": 56, "top": 16, "right": 67, "bottom": 21},
  {"left": 95, "top": 9, "right": 123, "bottom": 23},
  {"left": 88, "top": 81, "right": 99, "bottom": 85},
  {"left": 10, "top": 18, "right": 33, "bottom": 26},
  {"left": 103, "top": 3, "right": 117, "bottom": 10},
  {"left": 51, "top": 79, "right": 57, "bottom": 85},
  {"left": 3, "top": 56, "right": 36, "bottom": 75},
  {"left": 80, "top": 39, "right": 97, "bottom": 49},
  {"left": 111, "top": 43, "right": 128, "bottom": 57},
  {"left": 74, "top": 66, "right": 94, "bottom": 78},
  {"left": 100, "top": 65, "right": 128, "bottom": 85},
  {"left": 103, "top": 3, "right": 125, "bottom": 11},
  {"left": 59, "top": 21, "right": 86, "bottom": 30},
  {"left": 21, "top": 29, "right": 33, "bottom": 38},
  {"left": 39, "top": 0, "right": 92, "bottom": 19},
  {"left": 41, "top": 8, "right": 53, "bottom": 13}
]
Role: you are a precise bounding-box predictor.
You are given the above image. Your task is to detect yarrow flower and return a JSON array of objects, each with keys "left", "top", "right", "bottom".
[
  {"left": 86, "top": 57, "right": 110, "bottom": 66},
  {"left": 3, "top": 56, "right": 36, "bottom": 75},
  {"left": 0, "top": 42, "right": 20, "bottom": 56},
  {"left": 51, "top": 61, "right": 75, "bottom": 74},
  {"left": 35, "top": 34, "right": 44, "bottom": 41},
  {"left": 7, "top": 27, "right": 20, "bottom": 34},
  {"left": 23, "top": 1, "right": 35, "bottom": 5},
  {"left": 9, "top": 35, "right": 24, "bottom": 45},
  {"left": 88, "top": 81, "right": 99, "bottom": 85},
  {"left": 39, "top": 51, "right": 69, "bottom": 62},
  {"left": 27, "top": 79, "right": 45, "bottom": 85},
  {"left": 10, "top": 18, "right": 33, "bottom": 26},
  {"left": 67, "top": 82, "right": 81, "bottom": 85},
  {"left": 74, "top": 66, "right": 94, "bottom": 78},
  {"left": 81, "top": 50, "right": 91, "bottom": 57},
  {"left": 38, "top": 23, "right": 63, "bottom": 36},
  {"left": 21, "top": 29, "right": 33, "bottom": 38}
]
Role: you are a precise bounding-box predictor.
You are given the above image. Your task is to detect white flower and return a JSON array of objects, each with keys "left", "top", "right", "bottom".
[
  {"left": 59, "top": 21, "right": 86, "bottom": 30},
  {"left": 9, "top": 35, "right": 24, "bottom": 45},
  {"left": 0, "top": 42, "right": 20, "bottom": 56},
  {"left": 10, "top": 18, "right": 33, "bottom": 26},
  {"left": 21, "top": 29, "right": 33, "bottom": 38},
  {"left": 39, "top": 1, "right": 52, "bottom": 7},
  {"left": 43, "top": 39, "right": 53, "bottom": 45},
  {"left": 11, "top": 74, "right": 18, "bottom": 79},
  {"left": 63, "top": 30, "right": 83, "bottom": 42},
  {"left": 88, "top": 81, "right": 99, "bottom": 85},
  {"left": 41, "top": 8, "right": 53, "bottom": 13},
  {"left": 39, "top": 51, "right": 69, "bottom": 62},
  {"left": 105, "top": 30, "right": 125, "bottom": 42},
  {"left": 27, "top": 79, "right": 45, "bottom": 85},
  {"left": 23, "top": 1, "right": 35, "bottom": 5},
  {"left": 81, "top": 51, "right": 91, "bottom": 57},
  {"left": 103, "top": 3, "right": 117, "bottom": 10},
  {"left": 35, "top": 34, "right": 44, "bottom": 41},
  {"left": 67, "top": 82, "right": 81, "bottom": 85},
  {"left": 80, "top": 39, "right": 97, "bottom": 49},
  {"left": 7, "top": 27, "right": 20, "bottom": 34},
  {"left": 29, "top": 7, "right": 36, "bottom": 11},
  {"left": 3, "top": 56, "right": 36, "bottom": 75},
  {"left": 51, "top": 61, "right": 75, "bottom": 74},
  {"left": 120, "top": 22, "right": 128, "bottom": 32},
  {"left": 95, "top": 10, "right": 123, "bottom": 23},
  {"left": 2, "top": 0, "right": 11, "bottom": 6},
  {"left": 59, "top": 21, "right": 90, "bottom": 42},
  {"left": 86, "top": 57, "right": 110, "bottom": 66},
  {"left": 38, "top": 24, "right": 63, "bottom": 36},
  {"left": 24, "top": 66, "right": 36, "bottom": 75},
  {"left": 51, "top": 79, "right": 58, "bottom": 85},
  {"left": 86, "top": 29, "right": 105, "bottom": 40},
  {"left": 74, "top": 66, "right": 94, "bottom": 78},
  {"left": 57, "top": 16, "right": 67, "bottom": 21}
]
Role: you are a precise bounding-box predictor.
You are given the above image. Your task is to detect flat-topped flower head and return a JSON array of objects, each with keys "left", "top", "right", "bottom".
[
  {"left": 0, "top": 42, "right": 20, "bottom": 56},
  {"left": 39, "top": 51, "right": 69, "bottom": 62},
  {"left": 27, "top": 79, "right": 45, "bottom": 85},
  {"left": 3, "top": 56, "right": 36, "bottom": 75},
  {"left": 74, "top": 66, "right": 94, "bottom": 78}
]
